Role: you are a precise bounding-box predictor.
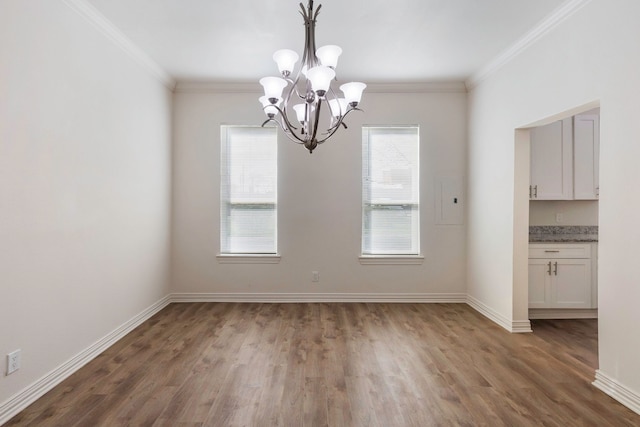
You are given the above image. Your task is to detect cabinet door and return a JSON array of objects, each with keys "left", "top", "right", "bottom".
[
  {"left": 551, "top": 259, "right": 592, "bottom": 309},
  {"left": 530, "top": 118, "right": 573, "bottom": 200},
  {"left": 528, "top": 259, "right": 551, "bottom": 308},
  {"left": 573, "top": 114, "right": 600, "bottom": 200}
]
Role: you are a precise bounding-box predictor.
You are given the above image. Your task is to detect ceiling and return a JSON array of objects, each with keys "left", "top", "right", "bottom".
[{"left": 85, "top": 0, "right": 566, "bottom": 84}]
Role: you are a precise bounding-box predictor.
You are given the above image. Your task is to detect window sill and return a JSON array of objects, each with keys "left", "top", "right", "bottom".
[
  {"left": 359, "top": 255, "right": 424, "bottom": 265},
  {"left": 216, "top": 254, "right": 281, "bottom": 264}
]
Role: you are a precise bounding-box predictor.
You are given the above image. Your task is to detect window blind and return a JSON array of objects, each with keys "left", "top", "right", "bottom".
[
  {"left": 220, "top": 126, "right": 277, "bottom": 254},
  {"left": 362, "top": 126, "right": 420, "bottom": 255}
]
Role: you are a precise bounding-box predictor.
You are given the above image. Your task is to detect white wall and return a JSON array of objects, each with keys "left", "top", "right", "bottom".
[
  {"left": 529, "top": 200, "right": 599, "bottom": 226},
  {"left": 467, "top": 0, "right": 640, "bottom": 403},
  {"left": 172, "top": 88, "right": 467, "bottom": 296},
  {"left": 0, "top": 0, "right": 172, "bottom": 406}
]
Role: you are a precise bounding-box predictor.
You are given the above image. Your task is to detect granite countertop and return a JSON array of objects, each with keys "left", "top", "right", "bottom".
[{"left": 529, "top": 226, "right": 598, "bottom": 243}]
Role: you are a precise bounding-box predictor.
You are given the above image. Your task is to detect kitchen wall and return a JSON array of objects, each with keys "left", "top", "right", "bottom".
[
  {"left": 0, "top": 0, "right": 172, "bottom": 408},
  {"left": 171, "top": 88, "right": 467, "bottom": 296},
  {"left": 468, "top": 0, "right": 640, "bottom": 407},
  {"left": 529, "top": 200, "right": 599, "bottom": 226}
]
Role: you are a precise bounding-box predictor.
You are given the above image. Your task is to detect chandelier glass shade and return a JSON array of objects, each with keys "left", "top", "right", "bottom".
[{"left": 259, "top": 0, "right": 366, "bottom": 153}]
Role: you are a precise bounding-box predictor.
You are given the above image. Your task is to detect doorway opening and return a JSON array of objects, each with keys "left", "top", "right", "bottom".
[{"left": 513, "top": 100, "right": 600, "bottom": 332}]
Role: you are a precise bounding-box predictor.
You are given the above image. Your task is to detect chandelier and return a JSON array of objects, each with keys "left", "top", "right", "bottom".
[{"left": 258, "top": 0, "right": 366, "bottom": 153}]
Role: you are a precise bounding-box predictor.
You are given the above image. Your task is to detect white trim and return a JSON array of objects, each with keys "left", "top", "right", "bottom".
[
  {"left": 216, "top": 254, "right": 281, "bottom": 264},
  {"left": 511, "top": 320, "right": 534, "bottom": 333},
  {"left": 0, "top": 296, "right": 171, "bottom": 426},
  {"left": 365, "top": 82, "right": 467, "bottom": 94},
  {"left": 466, "top": 295, "right": 512, "bottom": 331},
  {"left": 466, "top": 0, "right": 593, "bottom": 89},
  {"left": 169, "top": 292, "right": 466, "bottom": 303},
  {"left": 174, "top": 81, "right": 467, "bottom": 94},
  {"left": 1, "top": 292, "right": 555, "bottom": 424},
  {"left": 358, "top": 255, "right": 424, "bottom": 265},
  {"left": 593, "top": 370, "right": 640, "bottom": 415},
  {"left": 466, "top": 295, "right": 532, "bottom": 333},
  {"left": 62, "top": 0, "right": 176, "bottom": 90},
  {"left": 529, "top": 308, "right": 598, "bottom": 319},
  {"left": 174, "top": 82, "right": 260, "bottom": 94}
]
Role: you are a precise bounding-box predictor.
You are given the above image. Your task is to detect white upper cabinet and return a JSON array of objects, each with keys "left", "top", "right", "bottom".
[
  {"left": 530, "top": 118, "right": 573, "bottom": 200},
  {"left": 529, "top": 113, "right": 600, "bottom": 200},
  {"left": 573, "top": 114, "right": 600, "bottom": 200}
]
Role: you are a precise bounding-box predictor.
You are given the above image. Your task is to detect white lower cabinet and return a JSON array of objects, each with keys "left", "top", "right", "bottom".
[{"left": 528, "top": 243, "right": 595, "bottom": 309}]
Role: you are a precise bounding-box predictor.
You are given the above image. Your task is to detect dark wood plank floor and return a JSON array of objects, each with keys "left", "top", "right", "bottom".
[{"left": 6, "top": 303, "right": 639, "bottom": 426}]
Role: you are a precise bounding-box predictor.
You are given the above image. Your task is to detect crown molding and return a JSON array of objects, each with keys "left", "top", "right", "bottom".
[
  {"left": 62, "top": 0, "right": 176, "bottom": 90},
  {"left": 466, "top": 0, "right": 593, "bottom": 90},
  {"left": 366, "top": 82, "right": 467, "bottom": 93},
  {"left": 174, "top": 81, "right": 467, "bottom": 94},
  {"left": 174, "top": 82, "right": 262, "bottom": 94}
]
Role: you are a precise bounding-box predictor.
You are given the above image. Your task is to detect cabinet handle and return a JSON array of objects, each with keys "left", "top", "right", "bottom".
[
  {"left": 553, "top": 262, "right": 558, "bottom": 276},
  {"left": 547, "top": 261, "right": 552, "bottom": 276},
  {"left": 529, "top": 185, "right": 532, "bottom": 198},
  {"left": 534, "top": 185, "right": 538, "bottom": 198},
  {"left": 544, "top": 250, "right": 560, "bottom": 253}
]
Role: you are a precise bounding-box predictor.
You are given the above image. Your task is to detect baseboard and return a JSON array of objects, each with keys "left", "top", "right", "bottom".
[
  {"left": 593, "top": 370, "right": 640, "bottom": 415},
  {"left": 0, "top": 295, "right": 171, "bottom": 426},
  {"left": 169, "top": 292, "right": 467, "bottom": 303},
  {"left": 466, "top": 295, "right": 532, "bottom": 333},
  {"left": 0, "top": 291, "right": 527, "bottom": 424},
  {"left": 510, "top": 320, "right": 534, "bottom": 333},
  {"left": 529, "top": 308, "right": 598, "bottom": 319},
  {"left": 171, "top": 293, "right": 533, "bottom": 336}
]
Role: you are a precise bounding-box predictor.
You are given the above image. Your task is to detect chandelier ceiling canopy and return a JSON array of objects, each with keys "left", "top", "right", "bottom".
[{"left": 258, "top": 0, "right": 366, "bottom": 153}]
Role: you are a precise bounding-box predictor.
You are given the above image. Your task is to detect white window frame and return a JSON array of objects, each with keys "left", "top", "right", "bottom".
[
  {"left": 217, "top": 125, "right": 280, "bottom": 263},
  {"left": 360, "top": 126, "right": 423, "bottom": 264}
]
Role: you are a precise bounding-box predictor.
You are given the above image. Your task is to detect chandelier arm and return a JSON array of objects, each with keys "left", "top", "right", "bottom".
[
  {"left": 284, "top": 77, "right": 306, "bottom": 102},
  {"left": 324, "top": 85, "right": 343, "bottom": 119},
  {"left": 264, "top": 117, "right": 307, "bottom": 145},
  {"left": 316, "top": 108, "right": 361, "bottom": 144},
  {"left": 282, "top": 131, "right": 308, "bottom": 145},
  {"left": 316, "top": 122, "right": 344, "bottom": 144},
  {"left": 269, "top": 104, "right": 301, "bottom": 132},
  {"left": 260, "top": 118, "right": 273, "bottom": 128},
  {"left": 321, "top": 119, "right": 342, "bottom": 136},
  {"left": 281, "top": 83, "right": 295, "bottom": 114},
  {"left": 322, "top": 112, "right": 342, "bottom": 136},
  {"left": 299, "top": 2, "right": 308, "bottom": 20},
  {"left": 282, "top": 55, "right": 309, "bottom": 102},
  {"left": 320, "top": 97, "right": 355, "bottom": 136},
  {"left": 262, "top": 104, "right": 307, "bottom": 143},
  {"left": 262, "top": 105, "right": 298, "bottom": 132}
]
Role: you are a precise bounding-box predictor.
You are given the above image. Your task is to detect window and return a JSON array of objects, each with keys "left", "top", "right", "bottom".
[
  {"left": 220, "top": 126, "right": 277, "bottom": 254},
  {"left": 362, "top": 126, "right": 420, "bottom": 255}
]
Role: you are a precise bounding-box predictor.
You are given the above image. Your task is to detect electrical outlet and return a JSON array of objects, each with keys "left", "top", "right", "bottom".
[
  {"left": 7, "top": 350, "right": 21, "bottom": 375},
  {"left": 555, "top": 213, "right": 564, "bottom": 223},
  {"left": 312, "top": 271, "right": 320, "bottom": 282}
]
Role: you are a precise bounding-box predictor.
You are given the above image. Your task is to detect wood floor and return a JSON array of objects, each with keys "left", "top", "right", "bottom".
[{"left": 6, "top": 303, "right": 639, "bottom": 426}]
